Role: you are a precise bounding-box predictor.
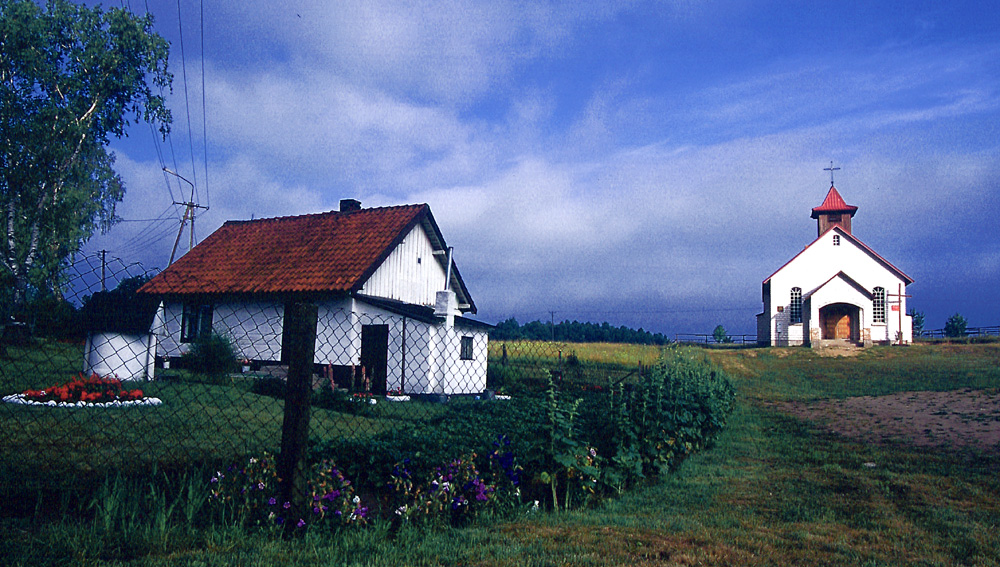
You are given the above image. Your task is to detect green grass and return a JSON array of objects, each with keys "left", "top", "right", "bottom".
[
  {"left": 3, "top": 342, "right": 1000, "bottom": 565},
  {"left": 0, "top": 341, "right": 445, "bottom": 482},
  {"left": 707, "top": 342, "right": 1000, "bottom": 401}
]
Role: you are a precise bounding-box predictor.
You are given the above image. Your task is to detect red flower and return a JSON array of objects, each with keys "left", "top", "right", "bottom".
[{"left": 18, "top": 373, "right": 147, "bottom": 404}]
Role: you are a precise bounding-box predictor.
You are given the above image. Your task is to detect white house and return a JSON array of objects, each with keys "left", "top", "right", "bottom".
[
  {"left": 139, "top": 200, "right": 491, "bottom": 395},
  {"left": 757, "top": 184, "right": 913, "bottom": 347}
]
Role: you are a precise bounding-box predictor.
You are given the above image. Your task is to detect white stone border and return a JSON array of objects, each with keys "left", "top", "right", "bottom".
[{"left": 2, "top": 394, "right": 163, "bottom": 408}]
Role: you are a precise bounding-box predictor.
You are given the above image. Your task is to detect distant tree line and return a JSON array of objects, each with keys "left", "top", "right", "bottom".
[{"left": 490, "top": 318, "right": 671, "bottom": 345}]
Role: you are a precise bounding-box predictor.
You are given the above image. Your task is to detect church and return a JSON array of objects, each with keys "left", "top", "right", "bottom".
[{"left": 756, "top": 172, "right": 913, "bottom": 347}]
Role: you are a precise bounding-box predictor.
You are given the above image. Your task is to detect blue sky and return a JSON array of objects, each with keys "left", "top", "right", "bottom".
[{"left": 80, "top": 0, "right": 1000, "bottom": 336}]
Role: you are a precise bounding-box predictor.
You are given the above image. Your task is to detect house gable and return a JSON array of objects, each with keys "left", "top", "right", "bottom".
[{"left": 357, "top": 213, "right": 476, "bottom": 313}]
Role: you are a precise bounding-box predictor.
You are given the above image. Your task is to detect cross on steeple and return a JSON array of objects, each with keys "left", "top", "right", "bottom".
[{"left": 824, "top": 161, "right": 841, "bottom": 187}]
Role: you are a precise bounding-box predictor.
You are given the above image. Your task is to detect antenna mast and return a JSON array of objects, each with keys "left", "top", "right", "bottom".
[{"left": 163, "top": 168, "right": 209, "bottom": 265}]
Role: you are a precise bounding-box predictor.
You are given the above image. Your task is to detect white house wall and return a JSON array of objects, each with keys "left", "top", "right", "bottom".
[
  {"left": 359, "top": 224, "right": 448, "bottom": 307},
  {"left": 84, "top": 332, "right": 156, "bottom": 381},
  {"left": 215, "top": 301, "right": 284, "bottom": 361},
  {"left": 347, "top": 300, "right": 488, "bottom": 395},
  {"left": 155, "top": 300, "right": 284, "bottom": 361},
  {"left": 315, "top": 298, "right": 358, "bottom": 366},
  {"left": 764, "top": 229, "right": 910, "bottom": 346},
  {"left": 154, "top": 296, "right": 489, "bottom": 393}
]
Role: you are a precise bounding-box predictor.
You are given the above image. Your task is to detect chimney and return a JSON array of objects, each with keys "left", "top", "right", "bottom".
[
  {"left": 435, "top": 290, "right": 459, "bottom": 328},
  {"left": 340, "top": 198, "right": 361, "bottom": 212}
]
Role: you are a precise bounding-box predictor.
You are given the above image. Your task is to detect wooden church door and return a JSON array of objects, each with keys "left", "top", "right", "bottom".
[{"left": 822, "top": 305, "right": 853, "bottom": 341}]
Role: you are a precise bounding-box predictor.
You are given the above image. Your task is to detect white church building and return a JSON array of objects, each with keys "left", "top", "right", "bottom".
[{"left": 757, "top": 180, "right": 913, "bottom": 347}]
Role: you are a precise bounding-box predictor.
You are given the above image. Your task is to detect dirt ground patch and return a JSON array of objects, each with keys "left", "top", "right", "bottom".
[{"left": 774, "top": 389, "right": 1000, "bottom": 451}]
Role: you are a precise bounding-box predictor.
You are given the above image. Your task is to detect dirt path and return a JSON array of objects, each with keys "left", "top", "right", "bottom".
[{"left": 773, "top": 389, "right": 1000, "bottom": 451}]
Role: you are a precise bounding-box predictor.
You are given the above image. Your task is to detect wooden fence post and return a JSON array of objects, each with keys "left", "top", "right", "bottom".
[{"left": 278, "top": 301, "right": 317, "bottom": 534}]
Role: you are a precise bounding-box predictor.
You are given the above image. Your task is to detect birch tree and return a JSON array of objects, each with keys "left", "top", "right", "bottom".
[{"left": 0, "top": 0, "right": 171, "bottom": 312}]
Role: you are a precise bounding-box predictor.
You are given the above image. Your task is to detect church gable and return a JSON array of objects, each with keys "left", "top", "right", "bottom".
[
  {"left": 765, "top": 226, "right": 910, "bottom": 290},
  {"left": 805, "top": 271, "right": 873, "bottom": 306}
]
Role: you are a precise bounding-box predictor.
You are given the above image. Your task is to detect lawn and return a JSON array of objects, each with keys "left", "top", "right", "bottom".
[{"left": 2, "top": 341, "right": 999, "bottom": 566}]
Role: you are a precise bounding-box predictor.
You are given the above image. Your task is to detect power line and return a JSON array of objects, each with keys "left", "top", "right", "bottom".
[
  {"left": 175, "top": 0, "right": 201, "bottom": 204},
  {"left": 200, "top": 0, "right": 210, "bottom": 209}
]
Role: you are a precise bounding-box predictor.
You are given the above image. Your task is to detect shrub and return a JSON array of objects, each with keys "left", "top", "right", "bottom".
[
  {"left": 184, "top": 333, "right": 238, "bottom": 378},
  {"left": 598, "top": 350, "right": 735, "bottom": 486},
  {"left": 713, "top": 324, "right": 732, "bottom": 344},
  {"left": 315, "top": 349, "right": 735, "bottom": 518},
  {"left": 944, "top": 313, "right": 968, "bottom": 338},
  {"left": 250, "top": 376, "right": 286, "bottom": 399}
]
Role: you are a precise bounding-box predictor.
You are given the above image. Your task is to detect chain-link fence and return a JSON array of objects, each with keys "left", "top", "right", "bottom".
[{"left": 2, "top": 255, "right": 652, "bottom": 508}]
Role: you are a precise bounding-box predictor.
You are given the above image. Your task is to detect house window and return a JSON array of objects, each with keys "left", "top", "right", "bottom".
[
  {"left": 873, "top": 287, "right": 886, "bottom": 323},
  {"left": 790, "top": 287, "right": 802, "bottom": 324},
  {"left": 181, "top": 303, "right": 214, "bottom": 343},
  {"left": 460, "top": 336, "right": 474, "bottom": 360},
  {"left": 833, "top": 235, "right": 840, "bottom": 246}
]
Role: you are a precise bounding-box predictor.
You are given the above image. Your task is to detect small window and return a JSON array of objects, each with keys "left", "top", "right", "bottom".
[
  {"left": 833, "top": 234, "right": 840, "bottom": 246},
  {"left": 460, "top": 336, "right": 474, "bottom": 360},
  {"left": 790, "top": 287, "right": 802, "bottom": 324},
  {"left": 873, "top": 287, "right": 886, "bottom": 323},
  {"left": 828, "top": 214, "right": 841, "bottom": 223},
  {"left": 181, "top": 303, "right": 214, "bottom": 343}
]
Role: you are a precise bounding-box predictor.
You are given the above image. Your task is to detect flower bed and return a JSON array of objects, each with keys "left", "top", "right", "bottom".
[{"left": 2, "top": 373, "right": 162, "bottom": 407}]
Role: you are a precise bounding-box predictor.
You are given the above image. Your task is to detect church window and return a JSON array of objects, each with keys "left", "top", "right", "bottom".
[
  {"left": 790, "top": 287, "right": 802, "bottom": 324},
  {"left": 828, "top": 214, "right": 841, "bottom": 222},
  {"left": 873, "top": 287, "right": 886, "bottom": 323},
  {"left": 833, "top": 235, "right": 840, "bottom": 246}
]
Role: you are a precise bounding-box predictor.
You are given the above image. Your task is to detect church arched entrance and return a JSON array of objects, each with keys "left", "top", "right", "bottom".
[{"left": 820, "top": 303, "right": 859, "bottom": 342}]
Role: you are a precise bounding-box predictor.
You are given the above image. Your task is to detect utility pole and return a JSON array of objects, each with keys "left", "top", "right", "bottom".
[
  {"left": 100, "top": 249, "right": 107, "bottom": 291},
  {"left": 163, "top": 168, "right": 209, "bottom": 265}
]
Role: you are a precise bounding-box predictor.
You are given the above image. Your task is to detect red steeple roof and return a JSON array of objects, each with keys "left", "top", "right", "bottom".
[{"left": 810, "top": 186, "right": 858, "bottom": 219}]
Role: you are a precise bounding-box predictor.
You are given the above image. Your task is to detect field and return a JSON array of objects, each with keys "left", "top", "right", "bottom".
[{"left": 3, "top": 341, "right": 1000, "bottom": 565}]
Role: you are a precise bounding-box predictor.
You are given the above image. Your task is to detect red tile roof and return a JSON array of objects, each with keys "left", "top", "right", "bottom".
[
  {"left": 140, "top": 204, "right": 430, "bottom": 295},
  {"left": 810, "top": 186, "right": 858, "bottom": 219}
]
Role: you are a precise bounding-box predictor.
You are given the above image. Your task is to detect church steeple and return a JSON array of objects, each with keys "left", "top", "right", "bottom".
[{"left": 811, "top": 185, "right": 858, "bottom": 236}]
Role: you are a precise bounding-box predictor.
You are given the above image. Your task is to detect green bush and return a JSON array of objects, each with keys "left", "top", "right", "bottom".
[
  {"left": 944, "top": 313, "right": 968, "bottom": 338},
  {"left": 596, "top": 350, "right": 735, "bottom": 486},
  {"left": 184, "top": 333, "right": 238, "bottom": 379},
  {"left": 313, "top": 349, "right": 735, "bottom": 517}
]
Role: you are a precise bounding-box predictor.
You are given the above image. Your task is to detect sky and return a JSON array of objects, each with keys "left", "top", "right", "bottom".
[{"left": 78, "top": 0, "right": 1000, "bottom": 337}]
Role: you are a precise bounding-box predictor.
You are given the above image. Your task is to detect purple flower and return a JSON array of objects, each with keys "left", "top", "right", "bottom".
[
  {"left": 283, "top": 501, "right": 291, "bottom": 509},
  {"left": 268, "top": 497, "right": 277, "bottom": 506},
  {"left": 297, "top": 518, "right": 306, "bottom": 528}
]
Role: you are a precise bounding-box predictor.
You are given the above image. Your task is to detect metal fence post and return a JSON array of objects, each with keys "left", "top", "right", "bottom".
[{"left": 278, "top": 301, "right": 317, "bottom": 533}]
